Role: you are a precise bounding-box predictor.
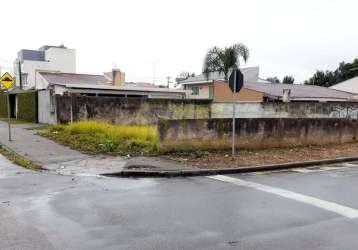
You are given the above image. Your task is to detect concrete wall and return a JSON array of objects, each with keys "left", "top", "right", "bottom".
[
  {"left": 54, "top": 95, "right": 358, "bottom": 125},
  {"left": 55, "top": 95, "right": 212, "bottom": 124},
  {"left": 158, "top": 118, "right": 358, "bottom": 152},
  {"left": 38, "top": 90, "right": 56, "bottom": 124},
  {"left": 212, "top": 102, "right": 358, "bottom": 119}
]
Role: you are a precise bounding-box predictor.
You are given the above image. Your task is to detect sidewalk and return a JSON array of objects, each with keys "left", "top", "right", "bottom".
[
  {"left": 1, "top": 121, "right": 356, "bottom": 178},
  {"left": 0, "top": 121, "right": 190, "bottom": 175}
]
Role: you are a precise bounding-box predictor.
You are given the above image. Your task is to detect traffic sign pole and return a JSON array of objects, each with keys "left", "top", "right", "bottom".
[
  {"left": 232, "top": 70, "right": 236, "bottom": 156},
  {"left": 228, "top": 69, "right": 244, "bottom": 157},
  {"left": 0, "top": 72, "right": 15, "bottom": 142},
  {"left": 6, "top": 91, "right": 11, "bottom": 141}
]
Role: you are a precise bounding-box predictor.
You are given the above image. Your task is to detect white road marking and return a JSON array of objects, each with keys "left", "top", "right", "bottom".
[
  {"left": 341, "top": 163, "right": 358, "bottom": 168},
  {"left": 292, "top": 166, "right": 350, "bottom": 173},
  {"left": 208, "top": 175, "right": 358, "bottom": 219}
]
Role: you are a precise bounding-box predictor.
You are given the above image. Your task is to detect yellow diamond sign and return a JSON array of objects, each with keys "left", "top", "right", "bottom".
[{"left": 0, "top": 72, "right": 15, "bottom": 89}]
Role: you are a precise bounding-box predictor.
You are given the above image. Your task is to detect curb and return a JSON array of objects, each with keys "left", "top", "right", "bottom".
[
  {"left": 103, "top": 156, "right": 358, "bottom": 178},
  {"left": 0, "top": 142, "right": 44, "bottom": 171}
]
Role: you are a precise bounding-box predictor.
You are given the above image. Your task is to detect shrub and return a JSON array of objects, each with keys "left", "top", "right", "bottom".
[
  {"left": 17, "top": 91, "right": 37, "bottom": 122},
  {"left": 0, "top": 94, "right": 7, "bottom": 117}
]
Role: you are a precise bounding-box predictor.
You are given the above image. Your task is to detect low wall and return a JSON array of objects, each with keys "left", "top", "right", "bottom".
[
  {"left": 56, "top": 95, "right": 212, "bottom": 124},
  {"left": 158, "top": 118, "right": 358, "bottom": 152},
  {"left": 212, "top": 102, "right": 358, "bottom": 119},
  {"left": 54, "top": 95, "right": 358, "bottom": 125}
]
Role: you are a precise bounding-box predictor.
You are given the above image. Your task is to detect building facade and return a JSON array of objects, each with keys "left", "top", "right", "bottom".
[{"left": 14, "top": 45, "right": 76, "bottom": 89}]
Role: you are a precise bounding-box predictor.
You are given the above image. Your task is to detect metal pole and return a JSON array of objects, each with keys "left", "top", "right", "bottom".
[
  {"left": 232, "top": 70, "right": 236, "bottom": 156},
  {"left": 70, "top": 94, "right": 73, "bottom": 124},
  {"left": 7, "top": 91, "right": 12, "bottom": 141},
  {"left": 18, "top": 60, "right": 23, "bottom": 89}
]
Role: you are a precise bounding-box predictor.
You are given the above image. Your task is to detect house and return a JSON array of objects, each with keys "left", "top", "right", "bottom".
[
  {"left": 180, "top": 67, "right": 269, "bottom": 101},
  {"left": 239, "top": 81, "right": 355, "bottom": 102},
  {"left": 14, "top": 45, "right": 76, "bottom": 89},
  {"left": 36, "top": 69, "right": 186, "bottom": 124},
  {"left": 181, "top": 67, "right": 355, "bottom": 102},
  {"left": 330, "top": 76, "right": 358, "bottom": 94},
  {"left": 37, "top": 69, "right": 186, "bottom": 99}
]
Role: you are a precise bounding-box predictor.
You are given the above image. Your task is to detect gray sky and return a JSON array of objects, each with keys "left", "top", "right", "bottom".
[{"left": 1, "top": 0, "right": 357, "bottom": 85}]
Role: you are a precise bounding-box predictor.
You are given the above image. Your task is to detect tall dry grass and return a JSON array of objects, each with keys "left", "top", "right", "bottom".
[{"left": 46, "top": 121, "right": 158, "bottom": 155}]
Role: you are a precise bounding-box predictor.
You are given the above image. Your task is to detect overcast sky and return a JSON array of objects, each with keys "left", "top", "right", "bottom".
[{"left": 0, "top": 0, "right": 357, "bottom": 85}]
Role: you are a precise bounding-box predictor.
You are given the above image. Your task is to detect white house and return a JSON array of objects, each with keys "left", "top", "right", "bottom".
[
  {"left": 13, "top": 45, "right": 76, "bottom": 89},
  {"left": 330, "top": 76, "right": 358, "bottom": 94}
]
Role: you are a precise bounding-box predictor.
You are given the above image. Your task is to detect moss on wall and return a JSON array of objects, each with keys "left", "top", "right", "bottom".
[
  {"left": 0, "top": 94, "right": 7, "bottom": 117},
  {"left": 158, "top": 118, "right": 358, "bottom": 152},
  {"left": 17, "top": 91, "right": 38, "bottom": 122}
]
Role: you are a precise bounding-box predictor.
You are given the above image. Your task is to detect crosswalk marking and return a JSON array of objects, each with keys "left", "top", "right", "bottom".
[{"left": 208, "top": 175, "right": 358, "bottom": 219}]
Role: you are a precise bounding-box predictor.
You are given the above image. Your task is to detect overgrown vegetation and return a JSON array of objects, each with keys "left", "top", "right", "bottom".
[
  {"left": 39, "top": 121, "right": 158, "bottom": 155},
  {"left": 0, "top": 146, "right": 42, "bottom": 170},
  {"left": 17, "top": 91, "right": 38, "bottom": 122},
  {"left": 0, "top": 94, "right": 7, "bottom": 117},
  {"left": 0, "top": 118, "right": 29, "bottom": 124}
]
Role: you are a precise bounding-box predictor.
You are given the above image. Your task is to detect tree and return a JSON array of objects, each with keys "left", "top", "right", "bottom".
[
  {"left": 203, "top": 43, "right": 249, "bottom": 80},
  {"left": 266, "top": 76, "right": 280, "bottom": 84},
  {"left": 304, "top": 70, "right": 336, "bottom": 87},
  {"left": 282, "top": 75, "right": 295, "bottom": 84},
  {"left": 175, "top": 72, "right": 196, "bottom": 86},
  {"left": 304, "top": 58, "right": 358, "bottom": 87}
]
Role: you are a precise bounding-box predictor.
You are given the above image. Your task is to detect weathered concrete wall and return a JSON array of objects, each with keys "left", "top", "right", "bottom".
[
  {"left": 38, "top": 90, "right": 56, "bottom": 124},
  {"left": 55, "top": 95, "right": 358, "bottom": 125},
  {"left": 158, "top": 118, "right": 358, "bottom": 152},
  {"left": 56, "top": 95, "right": 212, "bottom": 124},
  {"left": 212, "top": 102, "right": 358, "bottom": 119}
]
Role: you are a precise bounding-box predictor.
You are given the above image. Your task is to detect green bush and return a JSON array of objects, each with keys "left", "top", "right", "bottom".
[
  {"left": 17, "top": 91, "right": 37, "bottom": 123},
  {"left": 0, "top": 94, "right": 7, "bottom": 118}
]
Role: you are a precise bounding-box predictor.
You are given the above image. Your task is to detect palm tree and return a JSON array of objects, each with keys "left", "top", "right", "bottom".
[{"left": 203, "top": 43, "right": 249, "bottom": 80}]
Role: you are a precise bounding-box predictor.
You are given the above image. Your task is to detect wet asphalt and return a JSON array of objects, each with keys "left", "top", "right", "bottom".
[{"left": 2, "top": 156, "right": 358, "bottom": 250}]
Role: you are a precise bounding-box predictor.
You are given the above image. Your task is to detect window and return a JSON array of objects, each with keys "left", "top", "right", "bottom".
[
  {"left": 191, "top": 86, "right": 199, "bottom": 95},
  {"left": 21, "top": 73, "right": 28, "bottom": 86}
]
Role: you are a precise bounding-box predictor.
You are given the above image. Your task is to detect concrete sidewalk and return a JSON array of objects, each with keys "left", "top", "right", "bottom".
[{"left": 0, "top": 121, "right": 189, "bottom": 175}]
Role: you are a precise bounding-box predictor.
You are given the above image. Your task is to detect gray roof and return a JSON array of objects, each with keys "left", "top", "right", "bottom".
[
  {"left": 181, "top": 67, "right": 260, "bottom": 84},
  {"left": 54, "top": 83, "right": 185, "bottom": 93},
  {"left": 243, "top": 82, "right": 355, "bottom": 100},
  {"left": 39, "top": 45, "right": 67, "bottom": 51},
  {"left": 40, "top": 72, "right": 109, "bottom": 85},
  {"left": 18, "top": 49, "right": 45, "bottom": 62},
  {"left": 40, "top": 72, "right": 185, "bottom": 93}
]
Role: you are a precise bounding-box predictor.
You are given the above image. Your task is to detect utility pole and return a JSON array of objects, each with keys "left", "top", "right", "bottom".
[
  {"left": 152, "top": 62, "right": 156, "bottom": 85},
  {"left": 18, "top": 60, "right": 23, "bottom": 89},
  {"left": 151, "top": 60, "right": 159, "bottom": 85},
  {"left": 166, "top": 76, "right": 170, "bottom": 88}
]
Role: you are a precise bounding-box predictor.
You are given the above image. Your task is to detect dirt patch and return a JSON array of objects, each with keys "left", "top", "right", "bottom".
[{"left": 166, "top": 142, "right": 358, "bottom": 169}]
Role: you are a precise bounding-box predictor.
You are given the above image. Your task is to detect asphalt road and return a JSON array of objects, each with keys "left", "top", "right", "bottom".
[{"left": 2, "top": 156, "right": 358, "bottom": 250}]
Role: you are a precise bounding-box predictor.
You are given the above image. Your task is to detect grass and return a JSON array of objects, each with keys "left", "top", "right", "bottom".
[
  {"left": 0, "top": 118, "right": 30, "bottom": 124},
  {"left": 0, "top": 146, "right": 42, "bottom": 171},
  {"left": 39, "top": 121, "right": 158, "bottom": 156}
]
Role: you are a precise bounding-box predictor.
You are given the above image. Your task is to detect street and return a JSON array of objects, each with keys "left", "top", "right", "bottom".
[{"left": 2, "top": 156, "right": 358, "bottom": 250}]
